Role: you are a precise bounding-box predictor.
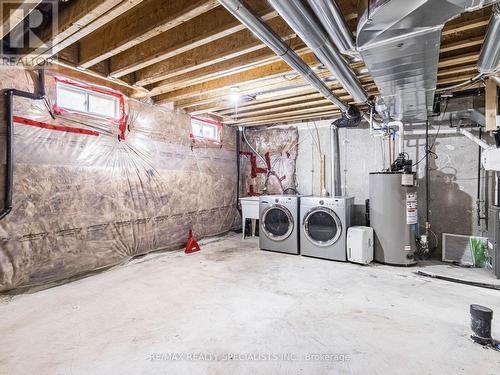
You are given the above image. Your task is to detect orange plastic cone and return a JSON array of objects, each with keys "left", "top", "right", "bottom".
[{"left": 185, "top": 230, "right": 200, "bottom": 254}]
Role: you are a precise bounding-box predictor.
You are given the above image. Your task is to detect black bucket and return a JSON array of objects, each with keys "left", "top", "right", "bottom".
[{"left": 470, "top": 304, "right": 493, "bottom": 345}]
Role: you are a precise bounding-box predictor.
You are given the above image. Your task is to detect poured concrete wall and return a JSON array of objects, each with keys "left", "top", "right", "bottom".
[{"left": 294, "top": 117, "right": 492, "bottom": 257}]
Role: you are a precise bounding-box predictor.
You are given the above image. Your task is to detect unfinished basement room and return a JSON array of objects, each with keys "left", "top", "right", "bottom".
[{"left": 1, "top": 0, "right": 500, "bottom": 374}]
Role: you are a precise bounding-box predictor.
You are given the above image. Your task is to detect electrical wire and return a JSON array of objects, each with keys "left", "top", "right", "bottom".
[
  {"left": 242, "top": 127, "right": 268, "bottom": 172},
  {"left": 435, "top": 73, "right": 484, "bottom": 93},
  {"left": 412, "top": 97, "right": 449, "bottom": 167}
]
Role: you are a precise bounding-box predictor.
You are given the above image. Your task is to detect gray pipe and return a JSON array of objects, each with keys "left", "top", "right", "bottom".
[
  {"left": 330, "top": 125, "right": 342, "bottom": 197},
  {"left": 478, "top": 3, "right": 500, "bottom": 74},
  {"left": 309, "top": 0, "right": 355, "bottom": 55},
  {"left": 268, "top": 0, "right": 368, "bottom": 104},
  {"left": 217, "top": 0, "right": 348, "bottom": 112}
]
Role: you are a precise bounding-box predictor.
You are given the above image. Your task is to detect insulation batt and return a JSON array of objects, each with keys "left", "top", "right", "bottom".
[
  {"left": 0, "top": 68, "right": 239, "bottom": 291},
  {"left": 240, "top": 127, "right": 298, "bottom": 196}
]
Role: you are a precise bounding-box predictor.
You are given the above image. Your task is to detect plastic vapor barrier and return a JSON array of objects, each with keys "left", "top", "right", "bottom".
[{"left": 0, "top": 68, "right": 238, "bottom": 291}]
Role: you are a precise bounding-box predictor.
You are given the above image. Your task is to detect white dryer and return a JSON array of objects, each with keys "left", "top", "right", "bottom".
[
  {"left": 300, "top": 196, "right": 354, "bottom": 261},
  {"left": 259, "top": 195, "right": 300, "bottom": 254}
]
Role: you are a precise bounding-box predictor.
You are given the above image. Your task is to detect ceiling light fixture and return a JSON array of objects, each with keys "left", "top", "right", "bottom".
[{"left": 229, "top": 86, "right": 241, "bottom": 103}]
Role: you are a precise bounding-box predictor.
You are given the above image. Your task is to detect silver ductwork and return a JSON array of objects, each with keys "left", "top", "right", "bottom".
[
  {"left": 308, "top": 0, "right": 356, "bottom": 56},
  {"left": 217, "top": 0, "right": 349, "bottom": 113},
  {"left": 268, "top": 0, "right": 368, "bottom": 104},
  {"left": 478, "top": 2, "right": 500, "bottom": 73},
  {"left": 330, "top": 125, "right": 342, "bottom": 197},
  {"left": 357, "top": 0, "right": 497, "bottom": 123}
]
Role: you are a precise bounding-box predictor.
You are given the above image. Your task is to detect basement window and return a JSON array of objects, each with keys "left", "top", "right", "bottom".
[
  {"left": 190, "top": 116, "right": 222, "bottom": 143},
  {"left": 56, "top": 80, "right": 120, "bottom": 120}
]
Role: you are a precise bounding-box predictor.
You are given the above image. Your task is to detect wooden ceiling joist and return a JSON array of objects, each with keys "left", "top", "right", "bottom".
[
  {"left": 153, "top": 50, "right": 321, "bottom": 103},
  {"left": 77, "top": 0, "right": 220, "bottom": 69},
  {"left": 111, "top": 0, "right": 276, "bottom": 80},
  {"left": 440, "top": 35, "right": 484, "bottom": 53},
  {"left": 166, "top": 49, "right": 473, "bottom": 109},
  {"left": 30, "top": 0, "right": 145, "bottom": 61},
  {"left": 242, "top": 110, "right": 343, "bottom": 127},
  {"left": 21, "top": 0, "right": 123, "bottom": 60},
  {"left": 134, "top": 16, "right": 294, "bottom": 87},
  {"left": 10, "top": 0, "right": 490, "bottom": 126},
  {"left": 0, "top": 0, "right": 42, "bottom": 40},
  {"left": 442, "top": 15, "right": 490, "bottom": 36},
  {"left": 146, "top": 38, "right": 305, "bottom": 94}
]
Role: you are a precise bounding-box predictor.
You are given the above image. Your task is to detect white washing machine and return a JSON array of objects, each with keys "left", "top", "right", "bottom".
[
  {"left": 259, "top": 195, "right": 300, "bottom": 254},
  {"left": 300, "top": 196, "right": 354, "bottom": 261}
]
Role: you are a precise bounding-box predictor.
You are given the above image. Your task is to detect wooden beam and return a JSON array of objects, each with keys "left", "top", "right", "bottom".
[
  {"left": 22, "top": 0, "right": 124, "bottom": 60},
  {"left": 206, "top": 83, "right": 378, "bottom": 116},
  {"left": 215, "top": 92, "right": 324, "bottom": 116},
  {"left": 28, "top": 0, "right": 145, "bottom": 61},
  {"left": 485, "top": 77, "right": 499, "bottom": 131},
  {"left": 110, "top": 0, "right": 275, "bottom": 78},
  {"left": 183, "top": 79, "right": 377, "bottom": 116},
  {"left": 442, "top": 15, "right": 490, "bottom": 36},
  {"left": 78, "top": 0, "right": 220, "bottom": 68},
  {"left": 436, "top": 73, "right": 478, "bottom": 86},
  {"left": 134, "top": 16, "right": 292, "bottom": 86},
  {"left": 147, "top": 39, "right": 305, "bottom": 94},
  {"left": 440, "top": 36, "right": 484, "bottom": 53},
  {"left": 437, "top": 52, "right": 479, "bottom": 68},
  {"left": 153, "top": 51, "right": 322, "bottom": 102},
  {"left": 238, "top": 110, "right": 343, "bottom": 127},
  {"left": 225, "top": 89, "right": 378, "bottom": 121},
  {"left": 437, "top": 64, "right": 478, "bottom": 77},
  {"left": 227, "top": 103, "right": 341, "bottom": 124},
  {"left": 49, "top": 60, "right": 142, "bottom": 97},
  {"left": 172, "top": 68, "right": 370, "bottom": 109},
  {"left": 161, "top": 52, "right": 473, "bottom": 107},
  {"left": 187, "top": 70, "right": 476, "bottom": 119},
  {"left": 1, "top": 0, "right": 41, "bottom": 40}
]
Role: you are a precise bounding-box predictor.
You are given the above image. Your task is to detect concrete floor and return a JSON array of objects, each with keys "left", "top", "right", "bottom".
[{"left": 1, "top": 233, "right": 499, "bottom": 375}]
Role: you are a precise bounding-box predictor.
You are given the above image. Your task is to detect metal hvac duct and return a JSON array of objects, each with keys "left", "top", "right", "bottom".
[
  {"left": 330, "top": 125, "right": 342, "bottom": 197},
  {"left": 357, "top": 0, "right": 497, "bottom": 123},
  {"left": 268, "top": 0, "right": 368, "bottom": 104},
  {"left": 268, "top": 0, "right": 368, "bottom": 103},
  {"left": 478, "top": 2, "right": 500, "bottom": 73},
  {"left": 308, "top": 0, "right": 356, "bottom": 56},
  {"left": 217, "top": 0, "right": 349, "bottom": 113}
]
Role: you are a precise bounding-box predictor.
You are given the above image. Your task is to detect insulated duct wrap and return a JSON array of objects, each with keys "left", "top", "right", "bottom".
[{"left": 0, "top": 69, "right": 239, "bottom": 291}]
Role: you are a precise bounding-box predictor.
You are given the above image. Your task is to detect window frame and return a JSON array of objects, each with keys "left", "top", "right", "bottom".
[
  {"left": 56, "top": 81, "right": 120, "bottom": 121},
  {"left": 190, "top": 116, "right": 223, "bottom": 144},
  {"left": 53, "top": 77, "right": 128, "bottom": 141}
]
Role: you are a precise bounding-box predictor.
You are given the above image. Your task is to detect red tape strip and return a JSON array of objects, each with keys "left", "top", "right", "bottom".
[{"left": 13, "top": 116, "right": 100, "bottom": 137}]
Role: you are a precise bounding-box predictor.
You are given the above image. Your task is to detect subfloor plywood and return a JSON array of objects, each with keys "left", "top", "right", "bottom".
[{"left": 1, "top": 233, "right": 499, "bottom": 374}]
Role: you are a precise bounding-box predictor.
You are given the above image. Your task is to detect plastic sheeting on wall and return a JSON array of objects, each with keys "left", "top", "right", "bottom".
[
  {"left": 240, "top": 127, "right": 298, "bottom": 196},
  {"left": 0, "top": 68, "right": 239, "bottom": 291}
]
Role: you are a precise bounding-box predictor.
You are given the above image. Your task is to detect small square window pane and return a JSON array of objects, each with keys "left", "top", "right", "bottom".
[
  {"left": 88, "top": 93, "right": 118, "bottom": 119},
  {"left": 202, "top": 125, "right": 216, "bottom": 139},
  {"left": 192, "top": 123, "right": 204, "bottom": 137},
  {"left": 57, "top": 85, "right": 87, "bottom": 112}
]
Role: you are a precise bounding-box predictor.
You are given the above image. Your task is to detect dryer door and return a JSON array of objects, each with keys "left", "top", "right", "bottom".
[
  {"left": 303, "top": 207, "right": 342, "bottom": 247},
  {"left": 261, "top": 204, "right": 294, "bottom": 241}
]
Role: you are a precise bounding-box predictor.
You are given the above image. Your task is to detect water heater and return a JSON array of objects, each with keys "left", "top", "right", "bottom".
[{"left": 369, "top": 172, "right": 417, "bottom": 266}]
